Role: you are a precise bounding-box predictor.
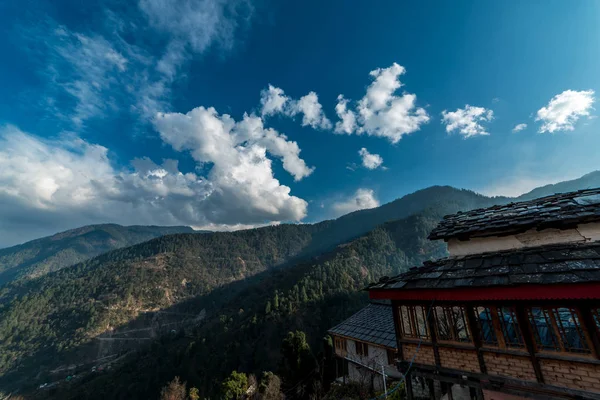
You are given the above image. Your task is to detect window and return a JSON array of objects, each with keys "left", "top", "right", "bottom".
[
  {"left": 387, "top": 349, "right": 397, "bottom": 365},
  {"left": 433, "top": 306, "right": 471, "bottom": 343},
  {"left": 334, "top": 336, "right": 347, "bottom": 353},
  {"left": 498, "top": 307, "right": 525, "bottom": 349},
  {"left": 473, "top": 306, "right": 498, "bottom": 346},
  {"left": 528, "top": 307, "right": 590, "bottom": 354},
  {"left": 355, "top": 341, "right": 369, "bottom": 356},
  {"left": 398, "top": 305, "right": 430, "bottom": 340}
]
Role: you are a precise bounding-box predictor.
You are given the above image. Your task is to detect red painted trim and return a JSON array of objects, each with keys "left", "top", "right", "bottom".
[{"left": 369, "top": 283, "right": 600, "bottom": 301}]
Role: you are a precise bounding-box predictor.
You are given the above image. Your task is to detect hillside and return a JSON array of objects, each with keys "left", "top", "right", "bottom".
[
  {"left": 0, "top": 188, "right": 494, "bottom": 395},
  {"left": 0, "top": 224, "right": 196, "bottom": 285},
  {"left": 41, "top": 207, "right": 452, "bottom": 400}
]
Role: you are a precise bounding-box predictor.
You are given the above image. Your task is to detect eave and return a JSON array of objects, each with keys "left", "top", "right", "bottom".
[{"left": 369, "top": 282, "right": 600, "bottom": 302}]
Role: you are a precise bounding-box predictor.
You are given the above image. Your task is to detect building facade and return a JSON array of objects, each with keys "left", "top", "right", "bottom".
[
  {"left": 367, "top": 189, "right": 600, "bottom": 399},
  {"left": 328, "top": 303, "right": 403, "bottom": 392}
]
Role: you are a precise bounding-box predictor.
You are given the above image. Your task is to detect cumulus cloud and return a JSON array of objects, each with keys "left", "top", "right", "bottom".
[
  {"left": 289, "top": 92, "right": 332, "bottom": 130},
  {"left": 441, "top": 105, "right": 494, "bottom": 138},
  {"left": 332, "top": 189, "right": 380, "bottom": 216},
  {"left": 512, "top": 123, "right": 527, "bottom": 133},
  {"left": 259, "top": 86, "right": 331, "bottom": 130},
  {"left": 0, "top": 121, "right": 309, "bottom": 248},
  {"left": 260, "top": 85, "right": 290, "bottom": 117},
  {"left": 335, "top": 63, "right": 429, "bottom": 143},
  {"left": 536, "top": 90, "right": 595, "bottom": 133},
  {"left": 334, "top": 95, "right": 357, "bottom": 134},
  {"left": 358, "top": 148, "right": 383, "bottom": 170}
]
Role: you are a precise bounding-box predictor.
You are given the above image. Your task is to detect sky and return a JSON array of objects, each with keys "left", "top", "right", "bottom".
[{"left": 1, "top": 0, "right": 600, "bottom": 248}]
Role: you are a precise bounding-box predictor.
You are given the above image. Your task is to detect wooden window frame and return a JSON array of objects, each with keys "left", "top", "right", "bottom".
[
  {"left": 398, "top": 304, "right": 430, "bottom": 340},
  {"left": 528, "top": 306, "right": 593, "bottom": 356},
  {"left": 433, "top": 305, "right": 472, "bottom": 344},
  {"left": 497, "top": 306, "right": 526, "bottom": 349},
  {"left": 334, "top": 336, "right": 347, "bottom": 353},
  {"left": 473, "top": 306, "right": 499, "bottom": 347},
  {"left": 355, "top": 340, "right": 369, "bottom": 357},
  {"left": 387, "top": 349, "right": 397, "bottom": 365}
]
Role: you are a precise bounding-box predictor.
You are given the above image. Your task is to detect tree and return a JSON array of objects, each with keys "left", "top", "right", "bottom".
[
  {"left": 258, "top": 372, "right": 284, "bottom": 400},
  {"left": 188, "top": 387, "right": 200, "bottom": 400},
  {"left": 161, "top": 377, "right": 187, "bottom": 400},
  {"left": 280, "top": 331, "right": 318, "bottom": 397},
  {"left": 221, "top": 371, "right": 248, "bottom": 400}
]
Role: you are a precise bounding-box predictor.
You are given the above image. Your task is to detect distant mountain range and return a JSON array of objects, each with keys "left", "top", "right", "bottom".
[
  {"left": 0, "top": 224, "right": 195, "bottom": 285},
  {"left": 1, "top": 170, "right": 599, "bottom": 397}
]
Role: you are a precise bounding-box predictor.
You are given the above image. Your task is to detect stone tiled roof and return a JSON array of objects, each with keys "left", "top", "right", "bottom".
[
  {"left": 328, "top": 303, "right": 397, "bottom": 349},
  {"left": 428, "top": 188, "right": 600, "bottom": 241},
  {"left": 367, "top": 242, "right": 600, "bottom": 292}
]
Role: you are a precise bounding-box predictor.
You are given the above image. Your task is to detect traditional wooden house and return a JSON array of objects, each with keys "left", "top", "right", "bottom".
[
  {"left": 328, "top": 302, "right": 403, "bottom": 392},
  {"left": 367, "top": 188, "right": 600, "bottom": 399}
]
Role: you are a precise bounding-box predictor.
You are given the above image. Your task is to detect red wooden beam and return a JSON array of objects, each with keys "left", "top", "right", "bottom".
[{"left": 369, "top": 283, "right": 600, "bottom": 301}]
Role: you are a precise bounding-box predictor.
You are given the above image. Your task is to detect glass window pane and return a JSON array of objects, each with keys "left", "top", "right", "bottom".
[
  {"left": 474, "top": 307, "right": 498, "bottom": 346},
  {"left": 452, "top": 307, "right": 470, "bottom": 342},
  {"left": 435, "top": 306, "right": 451, "bottom": 340},
  {"left": 528, "top": 307, "right": 559, "bottom": 351},
  {"left": 415, "top": 306, "right": 429, "bottom": 338},
  {"left": 399, "top": 306, "right": 413, "bottom": 338},
  {"left": 498, "top": 307, "right": 524, "bottom": 348},
  {"left": 553, "top": 308, "right": 590, "bottom": 354}
]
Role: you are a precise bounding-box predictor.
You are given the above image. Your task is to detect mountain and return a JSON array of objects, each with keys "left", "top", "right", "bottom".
[
  {"left": 0, "top": 188, "right": 494, "bottom": 396},
  {"left": 41, "top": 207, "right": 454, "bottom": 400},
  {"left": 0, "top": 224, "right": 196, "bottom": 286},
  {"left": 517, "top": 170, "right": 600, "bottom": 200}
]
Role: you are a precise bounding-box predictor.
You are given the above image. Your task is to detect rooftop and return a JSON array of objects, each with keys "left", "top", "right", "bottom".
[
  {"left": 328, "top": 303, "right": 396, "bottom": 349},
  {"left": 367, "top": 241, "right": 600, "bottom": 294},
  {"left": 428, "top": 188, "right": 600, "bottom": 241}
]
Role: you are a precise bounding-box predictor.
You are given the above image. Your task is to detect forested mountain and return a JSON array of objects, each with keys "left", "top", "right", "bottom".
[
  {"left": 0, "top": 187, "right": 494, "bottom": 396},
  {"left": 41, "top": 207, "right": 452, "bottom": 400},
  {"left": 0, "top": 224, "right": 195, "bottom": 285}
]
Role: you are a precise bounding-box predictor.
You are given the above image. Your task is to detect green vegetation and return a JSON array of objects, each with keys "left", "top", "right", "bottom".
[
  {"left": 0, "top": 185, "right": 545, "bottom": 398},
  {"left": 0, "top": 224, "right": 195, "bottom": 285}
]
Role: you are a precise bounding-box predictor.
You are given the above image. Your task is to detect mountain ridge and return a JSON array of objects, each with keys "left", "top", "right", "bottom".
[{"left": 0, "top": 224, "right": 197, "bottom": 285}]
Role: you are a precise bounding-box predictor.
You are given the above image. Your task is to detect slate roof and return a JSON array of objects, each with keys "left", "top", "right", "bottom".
[
  {"left": 428, "top": 188, "right": 600, "bottom": 241},
  {"left": 328, "top": 303, "right": 397, "bottom": 349},
  {"left": 367, "top": 242, "right": 600, "bottom": 292}
]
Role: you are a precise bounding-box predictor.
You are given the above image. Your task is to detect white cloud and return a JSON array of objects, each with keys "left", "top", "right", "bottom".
[
  {"left": 332, "top": 189, "right": 380, "bottom": 216},
  {"left": 289, "top": 92, "right": 332, "bottom": 130},
  {"left": 0, "top": 120, "right": 309, "bottom": 248},
  {"left": 441, "top": 105, "right": 494, "bottom": 138},
  {"left": 46, "top": 30, "right": 129, "bottom": 126},
  {"left": 260, "top": 85, "right": 290, "bottom": 117},
  {"left": 28, "top": 0, "right": 253, "bottom": 128},
  {"left": 512, "top": 123, "right": 527, "bottom": 133},
  {"left": 334, "top": 95, "right": 357, "bottom": 134},
  {"left": 259, "top": 86, "right": 331, "bottom": 130},
  {"left": 335, "top": 63, "right": 429, "bottom": 143},
  {"left": 358, "top": 148, "right": 383, "bottom": 170},
  {"left": 536, "top": 90, "right": 595, "bottom": 133},
  {"left": 139, "top": 0, "right": 250, "bottom": 54}
]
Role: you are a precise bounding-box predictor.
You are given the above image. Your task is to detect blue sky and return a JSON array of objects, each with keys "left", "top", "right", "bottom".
[{"left": 1, "top": 0, "right": 599, "bottom": 247}]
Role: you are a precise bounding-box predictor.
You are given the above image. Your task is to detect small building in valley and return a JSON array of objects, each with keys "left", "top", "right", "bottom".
[
  {"left": 366, "top": 188, "right": 600, "bottom": 399},
  {"left": 328, "top": 302, "right": 402, "bottom": 392}
]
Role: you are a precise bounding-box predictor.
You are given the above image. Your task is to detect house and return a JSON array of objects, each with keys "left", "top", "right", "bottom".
[
  {"left": 367, "top": 188, "right": 600, "bottom": 400},
  {"left": 328, "top": 302, "right": 403, "bottom": 392}
]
